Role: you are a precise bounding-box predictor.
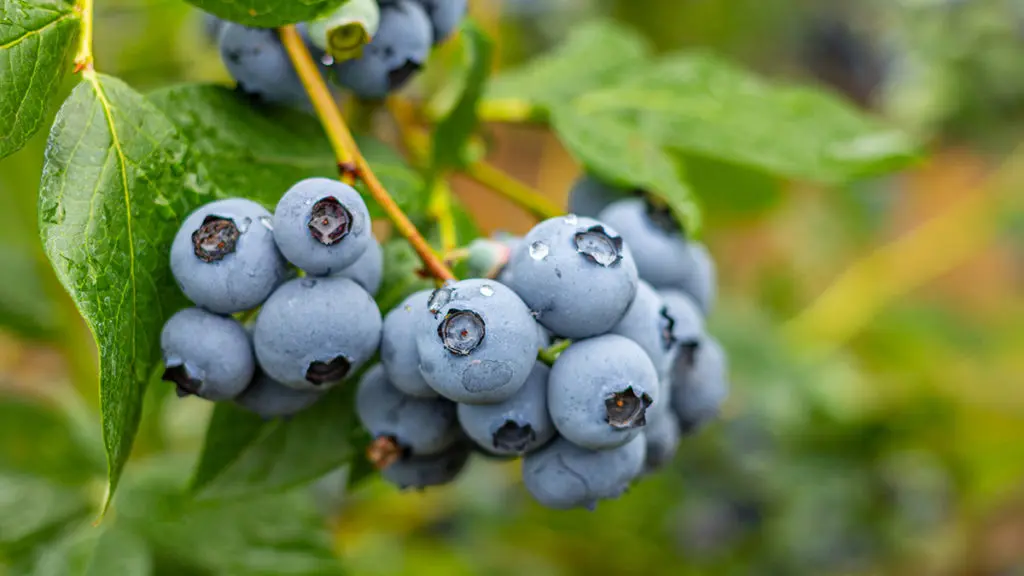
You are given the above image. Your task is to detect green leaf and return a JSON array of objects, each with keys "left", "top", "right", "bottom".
[
  {"left": 485, "top": 20, "right": 652, "bottom": 110},
  {"left": 183, "top": 0, "right": 345, "bottom": 27},
  {"left": 0, "top": 473, "right": 89, "bottom": 550},
  {"left": 430, "top": 20, "right": 494, "bottom": 172},
  {"left": 376, "top": 239, "right": 432, "bottom": 314},
  {"left": 0, "top": 394, "right": 103, "bottom": 483},
  {"left": 147, "top": 84, "right": 425, "bottom": 218},
  {"left": 189, "top": 402, "right": 269, "bottom": 494},
  {"left": 550, "top": 105, "right": 702, "bottom": 235},
  {"left": 38, "top": 73, "right": 197, "bottom": 512},
  {"left": 191, "top": 385, "right": 363, "bottom": 500},
  {"left": 118, "top": 457, "right": 344, "bottom": 576},
  {"left": 576, "top": 52, "right": 920, "bottom": 183},
  {"left": 0, "top": 247, "right": 58, "bottom": 340},
  {"left": 0, "top": 0, "right": 81, "bottom": 160}
]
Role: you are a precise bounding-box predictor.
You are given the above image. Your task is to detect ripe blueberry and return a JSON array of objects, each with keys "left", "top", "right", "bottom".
[
  {"left": 457, "top": 362, "right": 555, "bottom": 456},
  {"left": 160, "top": 307, "right": 255, "bottom": 401}
]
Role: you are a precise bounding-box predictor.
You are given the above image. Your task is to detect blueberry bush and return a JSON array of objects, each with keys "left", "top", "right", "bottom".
[{"left": 11, "top": 0, "right": 1019, "bottom": 574}]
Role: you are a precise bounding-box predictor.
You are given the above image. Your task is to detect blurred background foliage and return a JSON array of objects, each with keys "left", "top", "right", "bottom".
[{"left": 2, "top": 0, "right": 1024, "bottom": 574}]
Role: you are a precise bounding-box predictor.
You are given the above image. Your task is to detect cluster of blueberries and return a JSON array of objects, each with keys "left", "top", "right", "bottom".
[
  {"left": 162, "top": 178, "right": 385, "bottom": 417},
  {"left": 207, "top": 0, "right": 467, "bottom": 104},
  {"left": 161, "top": 168, "right": 726, "bottom": 510}
]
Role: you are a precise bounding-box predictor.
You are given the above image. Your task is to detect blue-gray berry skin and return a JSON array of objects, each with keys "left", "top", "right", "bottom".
[
  {"left": 160, "top": 308, "right": 255, "bottom": 401},
  {"left": 660, "top": 289, "right": 706, "bottom": 362},
  {"left": 356, "top": 365, "right": 460, "bottom": 456},
  {"left": 415, "top": 279, "right": 539, "bottom": 404},
  {"left": 381, "top": 441, "right": 471, "bottom": 490},
  {"left": 203, "top": 13, "right": 225, "bottom": 43},
  {"left": 273, "top": 178, "right": 371, "bottom": 276},
  {"left": 219, "top": 23, "right": 308, "bottom": 106},
  {"left": 642, "top": 404, "right": 681, "bottom": 473},
  {"left": 504, "top": 215, "right": 639, "bottom": 339},
  {"left": 254, "top": 276, "right": 382, "bottom": 390},
  {"left": 608, "top": 279, "right": 677, "bottom": 377},
  {"left": 679, "top": 242, "right": 717, "bottom": 316},
  {"left": 548, "top": 335, "right": 660, "bottom": 450},
  {"left": 236, "top": 371, "right": 324, "bottom": 418},
  {"left": 412, "top": 0, "right": 467, "bottom": 43},
  {"left": 457, "top": 362, "right": 555, "bottom": 456},
  {"left": 335, "top": 234, "right": 383, "bottom": 295},
  {"left": 333, "top": 0, "right": 432, "bottom": 100},
  {"left": 381, "top": 289, "right": 437, "bottom": 398},
  {"left": 671, "top": 336, "right": 729, "bottom": 434},
  {"left": 597, "top": 198, "right": 697, "bottom": 290},
  {"left": 567, "top": 175, "right": 631, "bottom": 218},
  {"left": 521, "top": 434, "right": 647, "bottom": 510},
  {"left": 170, "top": 198, "right": 287, "bottom": 314}
]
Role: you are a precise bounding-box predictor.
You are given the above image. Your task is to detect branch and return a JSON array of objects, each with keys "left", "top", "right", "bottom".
[
  {"left": 73, "top": 0, "right": 94, "bottom": 72},
  {"left": 279, "top": 26, "right": 455, "bottom": 282}
]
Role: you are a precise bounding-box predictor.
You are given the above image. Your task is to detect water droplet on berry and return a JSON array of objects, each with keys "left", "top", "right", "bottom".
[
  {"left": 438, "top": 309, "right": 485, "bottom": 356},
  {"left": 307, "top": 197, "right": 352, "bottom": 245},
  {"left": 563, "top": 213, "right": 578, "bottom": 225},
  {"left": 529, "top": 241, "right": 549, "bottom": 260},
  {"left": 301, "top": 278, "right": 318, "bottom": 288},
  {"left": 479, "top": 285, "right": 494, "bottom": 297},
  {"left": 321, "top": 54, "right": 335, "bottom": 66},
  {"left": 235, "top": 217, "right": 252, "bottom": 234},
  {"left": 258, "top": 216, "right": 274, "bottom": 231},
  {"left": 428, "top": 285, "right": 454, "bottom": 314},
  {"left": 574, "top": 225, "right": 623, "bottom": 267}
]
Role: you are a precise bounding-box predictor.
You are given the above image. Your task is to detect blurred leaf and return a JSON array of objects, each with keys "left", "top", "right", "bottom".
[
  {"left": 0, "top": 0, "right": 80, "bottom": 160},
  {"left": 182, "top": 0, "right": 344, "bottom": 28},
  {"left": 580, "top": 51, "right": 920, "bottom": 183},
  {"left": 0, "top": 247, "right": 57, "bottom": 340},
  {"left": 0, "top": 395, "right": 103, "bottom": 484},
  {"left": 431, "top": 21, "right": 494, "bottom": 172},
  {"left": 681, "top": 155, "right": 783, "bottom": 221},
  {"left": 376, "top": 239, "right": 432, "bottom": 315},
  {"left": 192, "top": 386, "right": 362, "bottom": 500},
  {"left": 486, "top": 20, "right": 652, "bottom": 109},
  {"left": 38, "top": 73, "right": 196, "bottom": 511},
  {"left": 119, "top": 457, "right": 343, "bottom": 576},
  {"left": 148, "top": 84, "right": 425, "bottom": 218},
  {"left": 0, "top": 473, "right": 88, "bottom": 551},
  {"left": 23, "top": 524, "right": 153, "bottom": 576},
  {"left": 550, "top": 105, "right": 702, "bottom": 235},
  {"left": 189, "top": 403, "right": 269, "bottom": 494}
]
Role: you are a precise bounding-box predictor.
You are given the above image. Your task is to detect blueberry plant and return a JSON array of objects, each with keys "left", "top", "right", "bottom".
[{"left": 1, "top": 0, "right": 920, "bottom": 571}]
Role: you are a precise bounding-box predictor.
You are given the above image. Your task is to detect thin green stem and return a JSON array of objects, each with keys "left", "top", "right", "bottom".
[
  {"left": 475, "top": 97, "right": 544, "bottom": 124},
  {"left": 538, "top": 339, "right": 571, "bottom": 366},
  {"left": 463, "top": 160, "right": 563, "bottom": 221},
  {"left": 73, "top": 0, "right": 94, "bottom": 72}
]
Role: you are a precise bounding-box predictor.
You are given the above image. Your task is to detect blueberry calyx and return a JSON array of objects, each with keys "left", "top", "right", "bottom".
[
  {"left": 492, "top": 420, "right": 536, "bottom": 453},
  {"left": 573, "top": 225, "right": 624, "bottom": 267},
  {"left": 658, "top": 306, "right": 677, "bottom": 351},
  {"left": 388, "top": 60, "right": 422, "bottom": 90},
  {"left": 305, "top": 355, "right": 352, "bottom": 385},
  {"left": 438, "top": 309, "right": 485, "bottom": 356},
  {"left": 604, "top": 387, "right": 653, "bottom": 429},
  {"left": 162, "top": 364, "right": 202, "bottom": 398},
  {"left": 366, "top": 435, "right": 407, "bottom": 470},
  {"left": 307, "top": 197, "right": 353, "bottom": 245},
  {"left": 191, "top": 216, "right": 240, "bottom": 262}
]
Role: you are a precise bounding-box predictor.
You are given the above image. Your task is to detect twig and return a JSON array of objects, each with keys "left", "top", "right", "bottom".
[
  {"left": 463, "top": 160, "right": 562, "bottom": 221},
  {"left": 279, "top": 26, "right": 455, "bottom": 282}
]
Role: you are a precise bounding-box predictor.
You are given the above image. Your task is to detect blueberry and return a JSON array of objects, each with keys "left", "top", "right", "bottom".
[
  {"left": 202, "top": 12, "right": 225, "bottom": 44},
  {"left": 333, "top": 0, "right": 432, "bottom": 100},
  {"left": 306, "top": 0, "right": 381, "bottom": 61},
  {"left": 409, "top": 0, "right": 467, "bottom": 44},
  {"left": 567, "top": 175, "right": 631, "bottom": 218},
  {"left": 381, "top": 441, "right": 471, "bottom": 490},
  {"left": 160, "top": 307, "right": 255, "bottom": 400},
  {"left": 334, "top": 234, "right": 383, "bottom": 295},
  {"left": 254, "top": 276, "right": 382, "bottom": 390},
  {"left": 356, "top": 365, "right": 460, "bottom": 467},
  {"left": 670, "top": 336, "right": 729, "bottom": 434},
  {"left": 608, "top": 279, "right": 677, "bottom": 377},
  {"left": 597, "top": 198, "right": 699, "bottom": 291},
  {"left": 521, "top": 434, "right": 647, "bottom": 510},
  {"left": 170, "top": 198, "right": 287, "bottom": 314},
  {"left": 503, "top": 215, "right": 639, "bottom": 339},
  {"left": 380, "top": 289, "right": 437, "bottom": 398},
  {"left": 236, "top": 371, "right": 324, "bottom": 418},
  {"left": 218, "top": 23, "right": 308, "bottom": 106},
  {"left": 457, "top": 362, "right": 555, "bottom": 456},
  {"left": 548, "top": 334, "right": 660, "bottom": 450},
  {"left": 272, "top": 178, "right": 372, "bottom": 276},
  {"left": 679, "top": 242, "right": 717, "bottom": 316},
  {"left": 415, "top": 279, "right": 539, "bottom": 404},
  {"left": 642, "top": 404, "right": 681, "bottom": 473},
  {"left": 660, "top": 289, "right": 705, "bottom": 366}
]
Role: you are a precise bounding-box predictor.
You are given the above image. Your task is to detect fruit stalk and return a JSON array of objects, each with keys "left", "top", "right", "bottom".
[
  {"left": 279, "top": 25, "right": 456, "bottom": 282},
  {"left": 463, "top": 160, "right": 563, "bottom": 220},
  {"left": 73, "top": 0, "right": 94, "bottom": 72}
]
